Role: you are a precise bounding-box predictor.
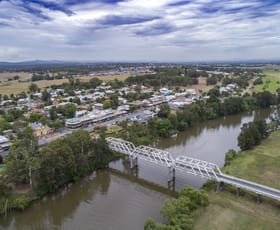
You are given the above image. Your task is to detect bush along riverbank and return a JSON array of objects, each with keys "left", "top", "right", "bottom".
[
  {"left": 0, "top": 127, "right": 119, "bottom": 215},
  {"left": 144, "top": 186, "right": 209, "bottom": 230}
]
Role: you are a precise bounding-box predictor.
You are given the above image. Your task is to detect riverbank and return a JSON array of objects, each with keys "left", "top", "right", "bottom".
[{"left": 192, "top": 130, "right": 280, "bottom": 229}]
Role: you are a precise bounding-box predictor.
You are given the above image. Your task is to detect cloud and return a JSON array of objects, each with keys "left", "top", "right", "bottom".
[
  {"left": 98, "top": 15, "right": 160, "bottom": 26},
  {"left": 0, "top": 0, "right": 280, "bottom": 61}
]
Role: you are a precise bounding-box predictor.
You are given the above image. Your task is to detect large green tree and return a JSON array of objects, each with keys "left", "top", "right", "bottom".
[{"left": 6, "top": 126, "right": 39, "bottom": 187}]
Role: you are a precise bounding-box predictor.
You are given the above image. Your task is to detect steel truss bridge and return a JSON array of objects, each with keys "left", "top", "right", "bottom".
[{"left": 106, "top": 137, "right": 280, "bottom": 202}]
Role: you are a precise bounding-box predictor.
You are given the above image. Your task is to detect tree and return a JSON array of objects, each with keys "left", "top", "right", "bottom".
[
  {"left": 42, "top": 89, "right": 51, "bottom": 103},
  {"left": 29, "top": 113, "right": 42, "bottom": 123},
  {"left": 206, "top": 76, "right": 217, "bottom": 85},
  {"left": 156, "top": 120, "right": 172, "bottom": 137},
  {"left": 64, "top": 104, "right": 77, "bottom": 118},
  {"left": 72, "top": 97, "right": 81, "bottom": 105},
  {"left": 49, "top": 106, "right": 58, "bottom": 120},
  {"left": 6, "top": 126, "right": 39, "bottom": 187},
  {"left": 237, "top": 120, "right": 268, "bottom": 151},
  {"left": 29, "top": 83, "right": 40, "bottom": 93},
  {"left": 224, "top": 149, "right": 237, "bottom": 166},
  {"left": 89, "top": 77, "right": 102, "bottom": 88},
  {"left": 158, "top": 104, "right": 171, "bottom": 118},
  {"left": 147, "top": 185, "right": 208, "bottom": 229}
]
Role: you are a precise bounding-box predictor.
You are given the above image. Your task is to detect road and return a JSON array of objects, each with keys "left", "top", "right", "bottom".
[{"left": 217, "top": 173, "right": 280, "bottom": 201}]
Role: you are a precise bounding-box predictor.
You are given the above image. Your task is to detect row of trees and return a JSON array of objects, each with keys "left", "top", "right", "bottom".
[
  {"left": 126, "top": 74, "right": 198, "bottom": 88},
  {"left": 145, "top": 186, "right": 209, "bottom": 230}
]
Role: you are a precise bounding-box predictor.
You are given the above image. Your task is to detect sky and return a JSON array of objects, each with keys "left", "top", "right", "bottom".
[{"left": 0, "top": 0, "right": 280, "bottom": 62}]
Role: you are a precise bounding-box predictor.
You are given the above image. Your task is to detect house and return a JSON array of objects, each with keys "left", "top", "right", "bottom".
[
  {"left": 159, "top": 88, "right": 172, "bottom": 95},
  {"left": 128, "top": 110, "right": 155, "bottom": 123},
  {"left": 31, "top": 123, "right": 53, "bottom": 137},
  {"left": 0, "top": 135, "right": 10, "bottom": 151},
  {"left": 17, "top": 98, "right": 29, "bottom": 105}
]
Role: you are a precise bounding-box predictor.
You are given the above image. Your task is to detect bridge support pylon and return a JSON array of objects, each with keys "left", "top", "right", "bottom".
[
  {"left": 168, "top": 167, "right": 175, "bottom": 182},
  {"left": 216, "top": 181, "right": 224, "bottom": 193},
  {"left": 256, "top": 194, "right": 261, "bottom": 204},
  {"left": 168, "top": 167, "right": 175, "bottom": 191},
  {"left": 236, "top": 187, "right": 241, "bottom": 197},
  {"left": 130, "top": 156, "right": 138, "bottom": 169}
]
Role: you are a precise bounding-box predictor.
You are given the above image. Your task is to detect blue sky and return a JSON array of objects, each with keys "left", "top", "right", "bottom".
[{"left": 0, "top": 0, "right": 280, "bottom": 62}]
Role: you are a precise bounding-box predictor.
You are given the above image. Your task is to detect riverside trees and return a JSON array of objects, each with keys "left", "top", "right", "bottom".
[
  {"left": 5, "top": 128, "right": 114, "bottom": 196},
  {"left": 238, "top": 120, "right": 269, "bottom": 151},
  {"left": 144, "top": 186, "right": 209, "bottom": 230}
]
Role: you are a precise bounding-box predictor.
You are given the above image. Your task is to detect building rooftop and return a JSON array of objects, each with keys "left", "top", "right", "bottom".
[{"left": 0, "top": 135, "right": 9, "bottom": 144}]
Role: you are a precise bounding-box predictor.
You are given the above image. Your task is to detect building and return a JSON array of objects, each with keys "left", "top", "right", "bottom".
[
  {"left": 0, "top": 135, "right": 10, "bottom": 151},
  {"left": 159, "top": 88, "right": 172, "bottom": 95},
  {"left": 31, "top": 123, "right": 53, "bottom": 137},
  {"left": 65, "top": 109, "right": 128, "bottom": 129}
]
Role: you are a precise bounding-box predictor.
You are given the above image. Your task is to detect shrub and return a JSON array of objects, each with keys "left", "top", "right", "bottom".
[{"left": 11, "top": 196, "right": 32, "bottom": 211}]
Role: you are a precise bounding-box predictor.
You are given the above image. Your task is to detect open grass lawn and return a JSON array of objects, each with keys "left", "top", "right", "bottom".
[
  {"left": 257, "top": 69, "right": 280, "bottom": 93},
  {"left": 0, "top": 73, "right": 130, "bottom": 95},
  {"left": 193, "top": 130, "right": 280, "bottom": 229}
]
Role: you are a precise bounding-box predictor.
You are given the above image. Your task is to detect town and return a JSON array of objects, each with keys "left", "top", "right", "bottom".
[{"left": 0, "top": 63, "right": 255, "bottom": 156}]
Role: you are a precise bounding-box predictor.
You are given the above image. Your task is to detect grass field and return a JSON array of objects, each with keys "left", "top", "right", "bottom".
[
  {"left": 222, "top": 130, "right": 280, "bottom": 189},
  {"left": 193, "top": 189, "right": 280, "bottom": 230},
  {"left": 193, "top": 130, "right": 280, "bottom": 229},
  {"left": 0, "top": 73, "right": 130, "bottom": 95},
  {"left": 257, "top": 69, "right": 280, "bottom": 93}
]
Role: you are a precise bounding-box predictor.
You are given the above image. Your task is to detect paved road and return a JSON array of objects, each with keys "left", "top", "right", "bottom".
[{"left": 217, "top": 173, "right": 280, "bottom": 201}]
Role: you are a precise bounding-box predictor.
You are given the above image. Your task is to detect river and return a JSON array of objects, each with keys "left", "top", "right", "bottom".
[{"left": 0, "top": 109, "right": 273, "bottom": 230}]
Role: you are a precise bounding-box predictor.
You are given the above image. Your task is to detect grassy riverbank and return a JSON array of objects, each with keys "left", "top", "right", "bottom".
[
  {"left": 193, "top": 130, "right": 280, "bottom": 229},
  {"left": 193, "top": 188, "right": 280, "bottom": 230},
  {"left": 223, "top": 130, "right": 280, "bottom": 189}
]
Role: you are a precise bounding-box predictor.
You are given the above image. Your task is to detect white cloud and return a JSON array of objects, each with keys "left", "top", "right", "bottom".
[{"left": 0, "top": 0, "right": 279, "bottom": 61}]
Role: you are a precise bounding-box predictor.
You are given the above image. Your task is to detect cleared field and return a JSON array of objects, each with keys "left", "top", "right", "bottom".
[
  {"left": 0, "top": 72, "right": 31, "bottom": 81},
  {"left": 0, "top": 73, "right": 130, "bottom": 95},
  {"left": 257, "top": 70, "right": 280, "bottom": 93},
  {"left": 189, "top": 77, "right": 212, "bottom": 92}
]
